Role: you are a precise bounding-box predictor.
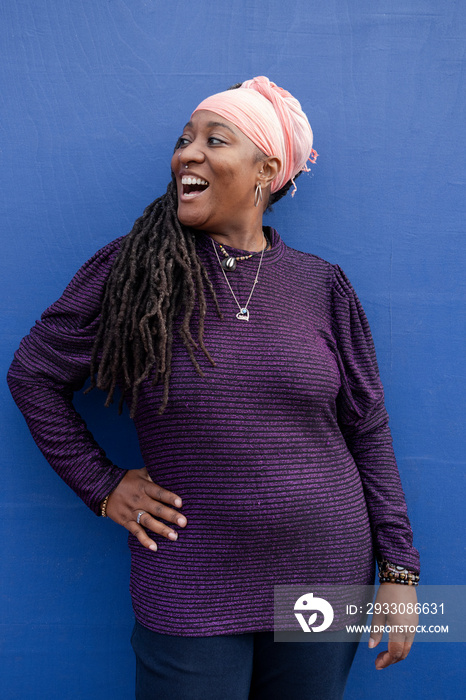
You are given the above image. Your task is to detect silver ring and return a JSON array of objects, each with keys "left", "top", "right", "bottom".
[{"left": 136, "top": 511, "right": 146, "bottom": 525}]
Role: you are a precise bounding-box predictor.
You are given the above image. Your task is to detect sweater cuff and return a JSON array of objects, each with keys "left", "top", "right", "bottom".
[{"left": 89, "top": 466, "right": 128, "bottom": 516}]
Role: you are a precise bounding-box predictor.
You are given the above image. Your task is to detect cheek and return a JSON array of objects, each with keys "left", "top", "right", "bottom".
[
  {"left": 210, "top": 181, "right": 250, "bottom": 210},
  {"left": 219, "top": 166, "right": 255, "bottom": 198}
]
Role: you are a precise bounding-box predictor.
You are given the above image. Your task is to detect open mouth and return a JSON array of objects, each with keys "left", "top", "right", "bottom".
[{"left": 181, "top": 176, "right": 209, "bottom": 197}]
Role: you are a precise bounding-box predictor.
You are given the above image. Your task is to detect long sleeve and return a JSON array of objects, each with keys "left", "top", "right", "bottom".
[
  {"left": 331, "top": 265, "right": 420, "bottom": 573},
  {"left": 7, "top": 237, "right": 128, "bottom": 515}
]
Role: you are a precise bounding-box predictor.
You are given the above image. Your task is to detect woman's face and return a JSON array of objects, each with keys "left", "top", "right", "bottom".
[{"left": 171, "top": 110, "right": 265, "bottom": 235}]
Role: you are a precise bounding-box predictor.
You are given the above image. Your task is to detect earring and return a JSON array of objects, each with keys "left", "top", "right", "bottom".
[{"left": 254, "top": 183, "right": 263, "bottom": 208}]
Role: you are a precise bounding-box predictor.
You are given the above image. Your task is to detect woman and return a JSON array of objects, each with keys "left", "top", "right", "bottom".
[{"left": 8, "top": 77, "right": 420, "bottom": 699}]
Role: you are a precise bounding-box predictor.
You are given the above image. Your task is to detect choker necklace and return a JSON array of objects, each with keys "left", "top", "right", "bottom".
[
  {"left": 219, "top": 245, "right": 253, "bottom": 271},
  {"left": 212, "top": 235, "right": 266, "bottom": 321},
  {"left": 218, "top": 237, "right": 270, "bottom": 271}
]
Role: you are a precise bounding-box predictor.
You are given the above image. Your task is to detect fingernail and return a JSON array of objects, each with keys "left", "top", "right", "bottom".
[
  {"left": 149, "top": 544, "right": 157, "bottom": 552},
  {"left": 175, "top": 498, "right": 182, "bottom": 507},
  {"left": 177, "top": 516, "right": 187, "bottom": 526},
  {"left": 368, "top": 638, "right": 376, "bottom": 648},
  {"left": 168, "top": 532, "right": 178, "bottom": 541}
]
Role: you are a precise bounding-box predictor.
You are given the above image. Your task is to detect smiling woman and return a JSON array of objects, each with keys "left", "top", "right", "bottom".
[
  {"left": 7, "top": 76, "right": 420, "bottom": 700},
  {"left": 172, "top": 110, "right": 280, "bottom": 240}
]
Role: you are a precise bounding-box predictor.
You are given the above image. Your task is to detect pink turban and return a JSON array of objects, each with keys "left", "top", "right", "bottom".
[{"left": 192, "top": 76, "right": 317, "bottom": 195}]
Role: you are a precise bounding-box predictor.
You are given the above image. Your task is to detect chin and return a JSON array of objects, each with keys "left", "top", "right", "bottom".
[{"left": 177, "top": 207, "right": 209, "bottom": 231}]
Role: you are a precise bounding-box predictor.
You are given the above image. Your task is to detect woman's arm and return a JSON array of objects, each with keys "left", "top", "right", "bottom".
[
  {"left": 331, "top": 265, "right": 420, "bottom": 668},
  {"left": 7, "top": 239, "right": 188, "bottom": 548},
  {"left": 331, "top": 264, "right": 420, "bottom": 573},
  {"left": 7, "top": 240, "right": 128, "bottom": 512}
]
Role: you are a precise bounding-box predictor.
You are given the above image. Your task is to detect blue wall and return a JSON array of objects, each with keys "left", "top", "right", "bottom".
[{"left": 1, "top": 1, "right": 464, "bottom": 697}]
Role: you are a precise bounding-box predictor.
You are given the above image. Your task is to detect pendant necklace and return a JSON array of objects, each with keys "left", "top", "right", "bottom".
[
  {"left": 212, "top": 235, "right": 266, "bottom": 321},
  {"left": 219, "top": 245, "right": 253, "bottom": 271}
]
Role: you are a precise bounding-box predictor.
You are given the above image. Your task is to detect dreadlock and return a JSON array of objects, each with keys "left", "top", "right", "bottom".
[
  {"left": 88, "top": 90, "right": 301, "bottom": 418},
  {"left": 87, "top": 176, "right": 221, "bottom": 417}
]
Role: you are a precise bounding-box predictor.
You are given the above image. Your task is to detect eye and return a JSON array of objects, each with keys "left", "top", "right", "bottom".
[
  {"left": 208, "top": 136, "right": 226, "bottom": 145},
  {"left": 175, "top": 136, "right": 191, "bottom": 149}
]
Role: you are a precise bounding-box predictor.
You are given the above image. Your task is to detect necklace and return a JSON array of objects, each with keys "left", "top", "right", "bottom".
[
  {"left": 218, "top": 245, "right": 253, "bottom": 271},
  {"left": 212, "top": 235, "right": 266, "bottom": 321}
]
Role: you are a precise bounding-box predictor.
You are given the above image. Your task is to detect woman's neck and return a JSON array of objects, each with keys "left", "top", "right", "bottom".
[{"left": 205, "top": 227, "right": 265, "bottom": 252}]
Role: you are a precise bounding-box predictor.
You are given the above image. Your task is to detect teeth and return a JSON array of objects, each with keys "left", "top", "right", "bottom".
[{"left": 181, "top": 176, "right": 209, "bottom": 186}]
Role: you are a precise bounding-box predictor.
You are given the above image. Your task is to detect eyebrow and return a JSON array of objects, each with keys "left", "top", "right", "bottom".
[{"left": 183, "top": 120, "right": 236, "bottom": 135}]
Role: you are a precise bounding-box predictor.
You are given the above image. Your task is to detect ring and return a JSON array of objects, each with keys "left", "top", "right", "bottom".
[{"left": 136, "top": 511, "right": 146, "bottom": 525}]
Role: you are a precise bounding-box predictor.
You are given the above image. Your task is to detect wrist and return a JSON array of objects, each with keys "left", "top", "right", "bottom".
[
  {"left": 377, "top": 558, "right": 419, "bottom": 586},
  {"left": 100, "top": 493, "right": 111, "bottom": 517}
]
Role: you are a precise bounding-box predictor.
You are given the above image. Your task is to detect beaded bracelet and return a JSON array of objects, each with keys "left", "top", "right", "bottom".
[
  {"left": 378, "top": 559, "right": 420, "bottom": 586},
  {"left": 100, "top": 494, "right": 110, "bottom": 518}
]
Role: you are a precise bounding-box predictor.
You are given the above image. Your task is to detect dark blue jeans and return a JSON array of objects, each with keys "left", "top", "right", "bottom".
[{"left": 131, "top": 620, "right": 359, "bottom": 700}]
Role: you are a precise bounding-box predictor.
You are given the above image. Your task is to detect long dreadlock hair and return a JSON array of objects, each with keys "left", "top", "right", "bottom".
[{"left": 87, "top": 98, "right": 300, "bottom": 418}]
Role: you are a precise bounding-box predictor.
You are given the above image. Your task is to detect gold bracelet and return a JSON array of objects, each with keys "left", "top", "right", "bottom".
[{"left": 100, "top": 494, "right": 110, "bottom": 517}]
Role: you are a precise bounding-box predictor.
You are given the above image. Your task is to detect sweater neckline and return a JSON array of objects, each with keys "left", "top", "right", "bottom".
[{"left": 193, "top": 226, "right": 285, "bottom": 267}]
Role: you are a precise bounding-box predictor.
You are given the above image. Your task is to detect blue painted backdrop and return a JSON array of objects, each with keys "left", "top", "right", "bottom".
[{"left": 1, "top": 1, "right": 464, "bottom": 698}]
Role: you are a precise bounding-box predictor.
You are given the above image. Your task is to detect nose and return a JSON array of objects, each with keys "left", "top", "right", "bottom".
[{"left": 178, "top": 139, "right": 205, "bottom": 167}]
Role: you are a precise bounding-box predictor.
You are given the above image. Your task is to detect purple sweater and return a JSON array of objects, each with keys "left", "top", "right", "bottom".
[{"left": 7, "top": 227, "right": 419, "bottom": 635}]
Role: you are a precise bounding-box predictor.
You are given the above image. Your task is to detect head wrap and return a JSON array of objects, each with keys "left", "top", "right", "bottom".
[{"left": 192, "top": 76, "right": 317, "bottom": 195}]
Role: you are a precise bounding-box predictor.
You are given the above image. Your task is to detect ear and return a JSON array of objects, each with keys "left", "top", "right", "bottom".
[{"left": 257, "top": 156, "right": 282, "bottom": 189}]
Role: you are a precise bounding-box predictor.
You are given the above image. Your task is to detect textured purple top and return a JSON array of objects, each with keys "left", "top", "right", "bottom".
[{"left": 7, "top": 227, "right": 420, "bottom": 636}]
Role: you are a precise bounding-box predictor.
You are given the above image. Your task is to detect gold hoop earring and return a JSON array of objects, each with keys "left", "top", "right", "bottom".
[{"left": 254, "top": 183, "right": 263, "bottom": 208}]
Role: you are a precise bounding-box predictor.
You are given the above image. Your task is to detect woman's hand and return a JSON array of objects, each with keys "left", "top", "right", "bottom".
[
  {"left": 105, "top": 467, "right": 187, "bottom": 552},
  {"left": 369, "top": 583, "right": 418, "bottom": 669}
]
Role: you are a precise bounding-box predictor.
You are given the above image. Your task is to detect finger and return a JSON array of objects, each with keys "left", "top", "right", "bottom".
[
  {"left": 368, "top": 612, "right": 385, "bottom": 649},
  {"left": 136, "top": 510, "right": 181, "bottom": 541},
  {"left": 127, "top": 521, "right": 158, "bottom": 552},
  {"left": 387, "top": 631, "right": 411, "bottom": 664},
  {"left": 396, "top": 631, "right": 416, "bottom": 661},
  {"left": 143, "top": 499, "right": 187, "bottom": 528},
  {"left": 375, "top": 639, "right": 405, "bottom": 670},
  {"left": 145, "top": 481, "right": 186, "bottom": 527},
  {"left": 374, "top": 650, "right": 391, "bottom": 670},
  {"left": 145, "top": 481, "right": 183, "bottom": 509}
]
